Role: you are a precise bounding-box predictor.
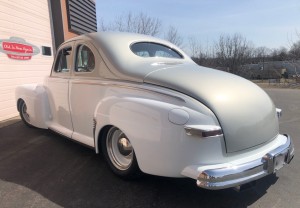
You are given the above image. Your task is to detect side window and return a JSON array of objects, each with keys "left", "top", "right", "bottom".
[
  {"left": 130, "top": 42, "right": 183, "bottom": 59},
  {"left": 75, "top": 45, "right": 95, "bottom": 72},
  {"left": 54, "top": 47, "right": 72, "bottom": 73}
]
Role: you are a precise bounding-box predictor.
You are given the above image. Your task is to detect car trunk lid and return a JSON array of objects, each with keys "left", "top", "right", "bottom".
[{"left": 144, "top": 63, "right": 279, "bottom": 153}]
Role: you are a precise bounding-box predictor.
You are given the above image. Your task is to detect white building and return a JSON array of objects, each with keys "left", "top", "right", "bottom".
[{"left": 0, "top": 0, "right": 96, "bottom": 121}]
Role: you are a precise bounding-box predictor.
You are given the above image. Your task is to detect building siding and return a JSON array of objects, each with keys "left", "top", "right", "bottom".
[{"left": 0, "top": 0, "right": 54, "bottom": 121}]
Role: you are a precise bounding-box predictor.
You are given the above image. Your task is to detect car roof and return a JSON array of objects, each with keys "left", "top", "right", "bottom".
[{"left": 66, "top": 32, "right": 193, "bottom": 82}]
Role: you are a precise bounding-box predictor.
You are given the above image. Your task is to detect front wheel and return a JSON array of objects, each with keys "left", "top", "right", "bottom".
[
  {"left": 101, "top": 126, "right": 141, "bottom": 179},
  {"left": 19, "top": 100, "right": 33, "bottom": 127}
]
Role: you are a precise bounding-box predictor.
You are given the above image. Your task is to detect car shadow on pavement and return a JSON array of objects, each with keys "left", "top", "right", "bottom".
[{"left": 0, "top": 122, "right": 278, "bottom": 208}]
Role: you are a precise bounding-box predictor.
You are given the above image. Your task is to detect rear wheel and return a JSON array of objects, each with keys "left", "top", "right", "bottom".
[
  {"left": 19, "top": 100, "right": 33, "bottom": 127},
  {"left": 101, "top": 126, "right": 141, "bottom": 179}
]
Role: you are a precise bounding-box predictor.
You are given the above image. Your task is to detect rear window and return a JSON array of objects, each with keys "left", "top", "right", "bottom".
[{"left": 130, "top": 42, "right": 183, "bottom": 59}]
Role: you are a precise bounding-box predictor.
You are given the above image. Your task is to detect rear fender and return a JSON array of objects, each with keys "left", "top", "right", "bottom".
[
  {"left": 93, "top": 94, "right": 218, "bottom": 176},
  {"left": 93, "top": 95, "right": 177, "bottom": 165}
]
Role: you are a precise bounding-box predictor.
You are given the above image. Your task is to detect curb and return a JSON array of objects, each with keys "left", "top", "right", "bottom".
[{"left": 0, "top": 116, "right": 21, "bottom": 129}]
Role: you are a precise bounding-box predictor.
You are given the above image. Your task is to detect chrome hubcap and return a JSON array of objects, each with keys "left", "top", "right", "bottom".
[
  {"left": 21, "top": 102, "right": 30, "bottom": 123},
  {"left": 118, "top": 137, "right": 133, "bottom": 156},
  {"left": 107, "top": 127, "right": 133, "bottom": 170}
]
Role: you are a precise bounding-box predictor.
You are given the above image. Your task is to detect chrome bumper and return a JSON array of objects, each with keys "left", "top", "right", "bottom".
[{"left": 197, "top": 134, "right": 294, "bottom": 190}]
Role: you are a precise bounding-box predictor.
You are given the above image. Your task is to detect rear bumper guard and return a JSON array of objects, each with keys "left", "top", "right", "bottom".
[{"left": 197, "top": 134, "right": 294, "bottom": 190}]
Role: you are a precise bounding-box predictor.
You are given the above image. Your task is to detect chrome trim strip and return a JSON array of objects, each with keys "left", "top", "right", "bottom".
[
  {"left": 48, "top": 127, "right": 95, "bottom": 149},
  {"left": 93, "top": 117, "right": 97, "bottom": 148},
  {"left": 48, "top": 127, "right": 70, "bottom": 138},
  {"left": 184, "top": 125, "right": 223, "bottom": 138},
  {"left": 197, "top": 135, "right": 294, "bottom": 190}
]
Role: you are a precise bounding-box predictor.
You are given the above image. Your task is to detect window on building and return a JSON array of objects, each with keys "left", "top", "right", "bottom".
[
  {"left": 75, "top": 45, "right": 95, "bottom": 72},
  {"left": 54, "top": 47, "right": 72, "bottom": 73}
]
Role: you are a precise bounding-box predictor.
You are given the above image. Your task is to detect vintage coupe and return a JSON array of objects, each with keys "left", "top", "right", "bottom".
[{"left": 16, "top": 32, "right": 294, "bottom": 190}]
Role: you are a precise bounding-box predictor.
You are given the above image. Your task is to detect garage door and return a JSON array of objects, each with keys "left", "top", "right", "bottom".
[{"left": 0, "top": 0, "right": 53, "bottom": 121}]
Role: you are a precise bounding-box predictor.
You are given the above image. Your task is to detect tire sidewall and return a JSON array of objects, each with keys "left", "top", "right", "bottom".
[
  {"left": 19, "top": 101, "right": 33, "bottom": 128},
  {"left": 100, "top": 127, "right": 141, "bottom": 179}
]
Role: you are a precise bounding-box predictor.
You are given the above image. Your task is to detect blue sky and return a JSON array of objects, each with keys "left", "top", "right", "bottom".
[{"left": 96, "top": 0, "right": 300, "bottom": 50}]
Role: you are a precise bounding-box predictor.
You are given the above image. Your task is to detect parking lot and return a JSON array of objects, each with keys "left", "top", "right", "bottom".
[{"left": 0, "top": 88, "right": 299, "bottom": 208}]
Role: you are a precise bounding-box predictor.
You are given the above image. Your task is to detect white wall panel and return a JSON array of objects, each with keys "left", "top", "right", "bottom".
[{"left": 0, "top": 0, "right": 54, "bottom": 121}]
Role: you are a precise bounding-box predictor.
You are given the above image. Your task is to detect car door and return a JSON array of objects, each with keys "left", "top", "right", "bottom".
[
  {"left": 45, "top": 42, "right": 74, "bottom": 138},
  {"left": 69, "top": 40, "right": 103, "bottom": 147}
]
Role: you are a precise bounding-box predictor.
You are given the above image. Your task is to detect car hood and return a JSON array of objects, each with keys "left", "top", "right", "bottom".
[{"left": 144, "top": 63, "right": 279, "bottom": 153}]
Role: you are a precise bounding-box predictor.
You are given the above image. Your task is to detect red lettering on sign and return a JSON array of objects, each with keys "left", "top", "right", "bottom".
[
  {"left": 2, "top": 42, "right": 33, "bottom": 54},
  {"left": 7, "top": 54, "right": 32, "bottom": 60}
]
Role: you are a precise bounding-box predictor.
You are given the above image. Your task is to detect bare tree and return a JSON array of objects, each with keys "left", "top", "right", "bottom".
[
  {"left": 98, "top": 17, "right": 107, "bottom": 31},
  {"left": 164, "top": 26, "right": 183, "bottom": 47},
  {"left": 99, "top": 12, "right": 162, "bottom": 36},
  {"left": 188, "top": 37, "right": 216, "bottom": 67},
  {"left": 214, "top": 33, "right": 253, "bottom": 72},
  {"left": 289, "top": 40, "right": 300, "bottom": 60},
  {"left": 271, "top": 47, "right": 289, "bottom": 61},
  {"left": 188, "top": 37, "right": 202, "bottom": 58},
  {"left": 252, "top": 46, "right": 272, "bottom": 64}
]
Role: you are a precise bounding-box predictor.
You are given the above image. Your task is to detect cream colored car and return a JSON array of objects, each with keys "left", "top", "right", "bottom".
[{"left": 16, "top": 32, "right": 294, "bottom": 190}]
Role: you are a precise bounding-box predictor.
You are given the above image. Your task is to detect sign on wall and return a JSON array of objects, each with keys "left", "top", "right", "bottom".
[{"left": 0, "top": 37, "right": 40, "bottom": 60}]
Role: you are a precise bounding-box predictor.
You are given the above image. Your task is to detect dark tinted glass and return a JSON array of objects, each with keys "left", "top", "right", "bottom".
[
  {"left": 54, "top": 47, "right": 72, "bottom": 73},
  {"left": 131, "top": 42, "right": 183, "bottom": 59},
  {"left": 75, "top": 45, "right": 95, "bottom": 72}
]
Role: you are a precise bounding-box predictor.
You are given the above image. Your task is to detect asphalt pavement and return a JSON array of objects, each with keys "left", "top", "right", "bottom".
[{"left": 0, "top": 88, "right": 299, "bottom": 208}]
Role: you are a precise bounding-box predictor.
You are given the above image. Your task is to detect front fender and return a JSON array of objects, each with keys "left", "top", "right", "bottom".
[{"left": 16, "top": 84, "right": 50, "bottom": 129}]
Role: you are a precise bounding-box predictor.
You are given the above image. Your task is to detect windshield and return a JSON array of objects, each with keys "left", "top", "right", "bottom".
[{"left": 130, "top": 42, "right": 183, "bottom": 59}]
